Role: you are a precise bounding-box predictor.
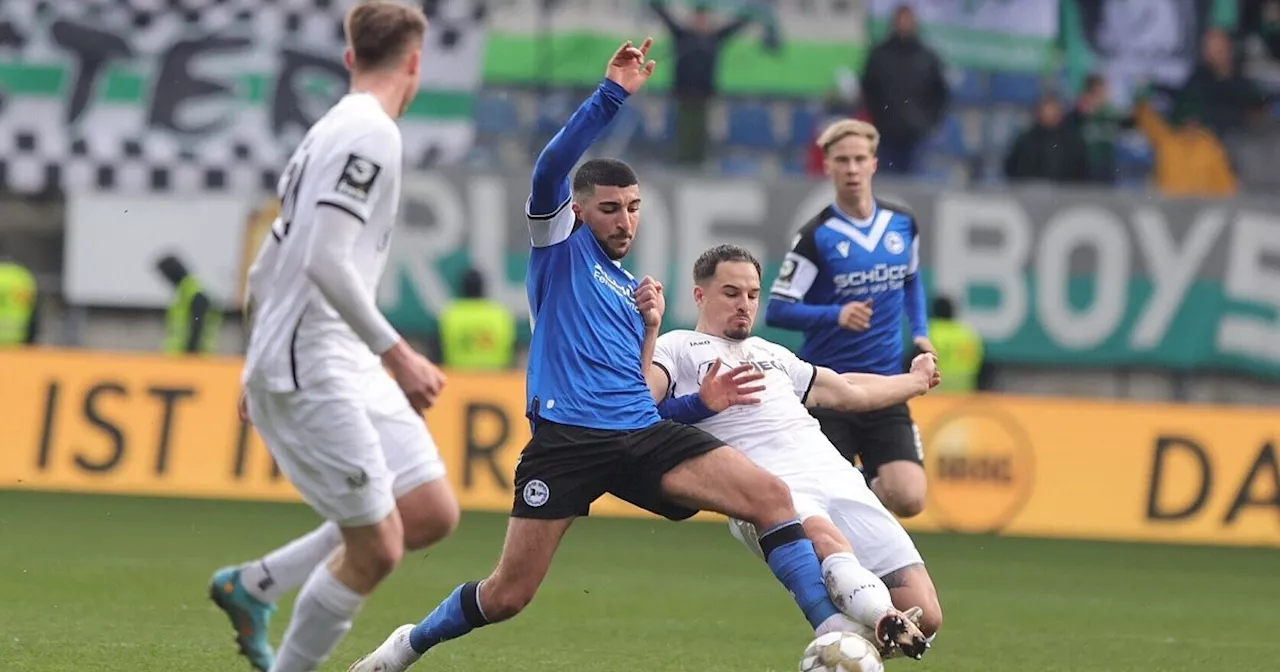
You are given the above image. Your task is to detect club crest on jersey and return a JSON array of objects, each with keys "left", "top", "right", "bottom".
[
  {"left": 835, "top": 240, "right": 851, "bottom": 258},
  {"left": 884, "top": 231, "right": 906, "bottom": 255},
  {"left": 335, "top": 153, "right": 381, "bottom": 203}
]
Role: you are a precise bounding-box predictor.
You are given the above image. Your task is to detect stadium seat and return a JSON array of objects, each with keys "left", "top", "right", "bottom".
[
  {"left": 719, "top": 153, "right": 765, "bottom": 177},
  {"left": 924, "top": 113, "right": 969, "bottom": 157},
  {"left": 535, "top": 93, "right": 577, "bottom": 135},
  {"left": 474, "top": 93, "right": 520, "bottom": 136},
  {"left": 788, "top": 106, "right": 821, "bottom": 148},
  {"left": 726, "top": 103, "right": 778, "bottom": 149},
  {"left": 948, "top": 67, "right": 988, "bottom": 105},
  {"left": 989, "top": 71, "right": 1043, "bottom": 106}
]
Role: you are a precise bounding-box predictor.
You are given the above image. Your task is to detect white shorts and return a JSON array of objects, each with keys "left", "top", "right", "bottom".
[
  {"left": 728, "top": 462, "right": 923, "bottom": 578},
  {"left": 247, "top": 368, "right": 447, "bottom": 527}
]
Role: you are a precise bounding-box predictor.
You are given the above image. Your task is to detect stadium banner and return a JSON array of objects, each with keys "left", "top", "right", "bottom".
[
  {"left": 867, "top": 0, "right": 1060, "bottom": 73},
  {"left": 483, "top": 0, "right": 867, "bottom": 96},
  {"left": 62, "top": 171, "right": 1280, "bottom": 375},
  {"left": 1060, "top": 0, "right": 1212, "bottom": 107},
  {"left": 2, "top": 349, "right": 1277, "bottom": 547},
  {"left": 0, "top": 0, "right": 482, "bottom": 195}
]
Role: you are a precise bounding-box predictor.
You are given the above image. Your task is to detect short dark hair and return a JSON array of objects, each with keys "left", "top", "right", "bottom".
[
  {"left": 693, "top": 245, "right": 762, "bottom": 284},
  {"left": 461, "top": 268, "right": 485, "bottom": 299},
  {"left": 1083, "top": 73, "right": 1106, "bottom": 94},
  {"left": 932, "top": 295, "right": 956, "bottom": 319},
  {"left": 572, "top": 158, "right": 638, "bottom": 200},
  {"left": 345, "top": 0, "right": 428, "bottom": 72}
]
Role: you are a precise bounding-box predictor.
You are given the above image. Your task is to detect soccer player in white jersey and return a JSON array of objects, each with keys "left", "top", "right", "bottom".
[
  {"left": 649, "top": 244, "right": 944, "bottom": 657},
  {"left": 206, "top": 3, "right": 460, "bottom": 671}
]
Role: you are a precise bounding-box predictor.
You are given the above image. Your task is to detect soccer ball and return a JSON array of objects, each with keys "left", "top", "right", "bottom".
[{"left": 798, "top": 631, "right": 884, "bottom": 672}]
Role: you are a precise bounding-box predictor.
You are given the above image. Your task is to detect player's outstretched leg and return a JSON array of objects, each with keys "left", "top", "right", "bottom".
[
  {"left": 209, "top": 523, "right": 342, "bottom": 671},
  {"left": 658, "top": 446, "right": 847, "bottom": 634},
  {"left": 348, "top": 517, "right": 574, "bottom": 672}
]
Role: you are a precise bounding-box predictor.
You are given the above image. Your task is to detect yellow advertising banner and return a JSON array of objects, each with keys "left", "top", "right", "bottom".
[{"left": 2, "top": 349, "right": 1277, "bottom": 547}]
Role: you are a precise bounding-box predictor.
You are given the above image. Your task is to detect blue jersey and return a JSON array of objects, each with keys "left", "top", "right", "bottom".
[
  {"left": 764, "top": 201, "right": 929, "bottom": 376},
  {"left": 523, "top": 79, "right": 661, "bottom": 431}
]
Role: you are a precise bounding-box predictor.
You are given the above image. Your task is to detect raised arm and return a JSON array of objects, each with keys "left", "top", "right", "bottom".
[
  {"left": 528, "top": 39, "right": 657, "bottom": 247},
  {"left": 806, "top": 354, "right": 939, "bottom": 412}
]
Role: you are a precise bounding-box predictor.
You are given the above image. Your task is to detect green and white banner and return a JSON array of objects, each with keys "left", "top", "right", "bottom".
[
  {"left": 0, "top": 0, "right": 482, "bottom": 194},
  {"left": 375, "top": 171, "right": 1280, "bottom": 377},
  {"left": 481, "top": 0, "right": 868, "bottom": 96},
  {"left": 868, "top": 0, "right": 1061, "bottom": 72}
]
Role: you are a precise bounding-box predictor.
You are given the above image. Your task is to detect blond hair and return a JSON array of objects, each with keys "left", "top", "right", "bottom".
[
  {"left": 815, "top": 119, "right": 880, "bottom": 155},
  {"left": 345, "top": 0, "right": 428, "bottom": 71}
]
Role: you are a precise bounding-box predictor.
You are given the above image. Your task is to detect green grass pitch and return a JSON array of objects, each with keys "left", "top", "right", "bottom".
[{"left": 2, "top": 490, "right": 1277, "bottom": 671}]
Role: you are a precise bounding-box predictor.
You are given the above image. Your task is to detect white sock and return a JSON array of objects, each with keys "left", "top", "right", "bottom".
[
  {"left": 815, "top": 613, "right": 875, "bottom": 641},
  {"left": 821, "top": 552, "right": 893, "bottom": 630},
  {"left": 241, "top": 523, "right": 342, "bottom": 603},
  {"left": 270, "top": 564, "right": 365, "bottom": 672}
]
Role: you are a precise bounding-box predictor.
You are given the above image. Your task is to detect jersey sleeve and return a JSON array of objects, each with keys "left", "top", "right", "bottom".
[
  {"left": 312, "top": 122, "right": 401, "bottom": 225},
  {"left": 651, "top": 332, "right": 681, "bottom": 398},
  {"left": 774, "top": 342, "right": 817, "bottom": 401},
  {"left": 525, "top": 196, "right": 577, "bottom": 248},
  {"left": 770, "top": 225, "right": 823, "bottom": 301},
  {"left": 907, "top": 218, "right": 921, "bottom": 276}
]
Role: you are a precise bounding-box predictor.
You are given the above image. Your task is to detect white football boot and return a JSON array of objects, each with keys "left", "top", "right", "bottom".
[{"left": 347, "top": 625, "right": 420, "bottom": 672}]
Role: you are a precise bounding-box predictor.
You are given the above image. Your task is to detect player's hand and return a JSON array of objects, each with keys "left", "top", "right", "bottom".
[
  {"left": 635, "top": 275, "right": 665, "bottom": 328},
  {"left": 237, "top": 389, "right": 251, "bottom": 424},
  {"left": 910, "top": 353, "right": 941, "bottom": 390},
  {"left": 605, "top": 37, "right": 657, "bottom": 94},
  {"left": 838, "top": 299, "right": 873, "bottom": 331},
  {"left": 384, "top": 341, "right": 449, "bottom": 413},
  {"left": 913, "top": 336, "right": 936, "bottom": 356},
  {"left": 698, "top": 359, "right": 766, "bottom": 412}
]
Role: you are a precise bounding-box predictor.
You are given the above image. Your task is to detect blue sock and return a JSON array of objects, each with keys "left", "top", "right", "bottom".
[
  {"left": 759, "top": 520, "right": 840, "bottom": 629},
  {"left": 408, "top": 581, "right": 490, "bottom": 654}
]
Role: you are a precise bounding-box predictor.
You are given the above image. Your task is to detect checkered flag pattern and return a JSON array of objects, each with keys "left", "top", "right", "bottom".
[{"left": 0, "top": 0, "right": 481, "bottom": 194}]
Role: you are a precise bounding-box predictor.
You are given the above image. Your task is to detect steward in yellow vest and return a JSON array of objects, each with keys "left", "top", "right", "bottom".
[
  {"left": 439, "top": 269, "right": 516, "bottom": 370},
  {"left": 928, "top": 296, "right": 987, "bottom": 393},
  {"left": 0, "top": 258, "right": 38, "bottom": 347},
  {"left": 157, "top": 255, "right": 222, "bottom": 355}
]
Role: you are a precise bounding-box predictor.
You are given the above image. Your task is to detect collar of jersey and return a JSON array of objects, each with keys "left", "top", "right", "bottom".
[{"left": 830, "top": 202, "right": 877, "bottom": 229}]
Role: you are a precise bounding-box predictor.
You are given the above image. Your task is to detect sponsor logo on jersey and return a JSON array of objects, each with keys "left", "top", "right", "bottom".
[
  {"left": 697, "top": 357, "right": 787, "bottom": 381},
  {"left": 923, "top": 407, "right": 1034, "bottom": 534},
  {"left": 831, "top": 263, "right": 909, "bottom": 293},
  {"left": 835, "top": 240, "right": 850, "bottom": 258},
  {"left": 592, "top": 263, "right": 637, "bottom": 309}
]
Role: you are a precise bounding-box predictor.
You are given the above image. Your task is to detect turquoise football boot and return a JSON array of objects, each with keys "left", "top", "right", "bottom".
[{"left": 209, "top": 566, "right": 277, "bottom": 671}]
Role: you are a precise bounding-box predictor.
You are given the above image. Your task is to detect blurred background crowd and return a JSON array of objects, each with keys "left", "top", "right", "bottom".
[{"left": 2, "top": 0, "right": 1279, "bottom": 406}]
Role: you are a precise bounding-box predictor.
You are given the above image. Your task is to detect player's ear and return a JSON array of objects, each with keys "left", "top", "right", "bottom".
[
  {"left": 693, "top": 284, "right": 704, "bottom": 306},
  {"left": 407, "top": 49, "right": 422, "bottom": 78},
  {"left": 343, "top": 48, "right": 355, "bottom": 71},
  {"left": 571, "top": 201, "right": 582, "bottom": 218}
]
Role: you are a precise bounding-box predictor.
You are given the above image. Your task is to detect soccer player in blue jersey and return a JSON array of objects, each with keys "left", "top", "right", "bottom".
[
  {"left": 765, "top": 119, "right": 933, "bottom": 519},
  {"left": 348, "top": 40, "right": 869, "bottom": 672}
]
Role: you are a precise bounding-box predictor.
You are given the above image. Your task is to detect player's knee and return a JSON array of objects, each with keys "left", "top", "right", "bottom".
[
  {"left": 875, "top": 477, "right": 927, "bottom": 518},
  {"left": 746, "top": 473, "right": 796, "bottom": 527},
  {"left": 884, "top": 491, "right": 925, "bottom": 518},
  {"left": 402, "top": 499, "right": 460, "bottom": 551},
  {"left": 348, "top": 531, "right": 405, "bottom": 583}
]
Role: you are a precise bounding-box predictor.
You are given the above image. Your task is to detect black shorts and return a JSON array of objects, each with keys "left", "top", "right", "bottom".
[
  {"left": 511, "top": 419, "right": 725, "bottom": 521},
  {"left": 811, "top": 402, "right": 923, "bottom": 482}
]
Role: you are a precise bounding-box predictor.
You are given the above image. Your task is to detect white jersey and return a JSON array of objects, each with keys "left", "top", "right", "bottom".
[
  {"left": 653, "top": 330, "right": 846, "bottom": 479},
  {"left": 243, "top": 93, "right": 403, "bottom": 392}
]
